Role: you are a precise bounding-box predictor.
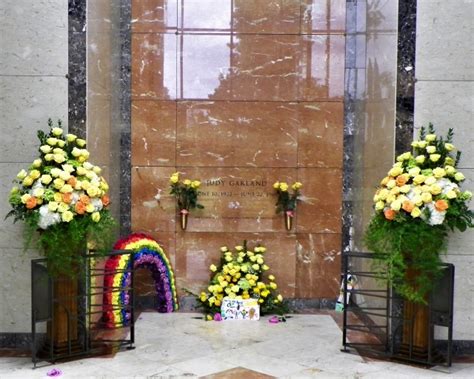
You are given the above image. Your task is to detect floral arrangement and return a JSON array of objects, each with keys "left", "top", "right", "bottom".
[
  {"left": 365, "top": 125, "right": 473, "bottom": 303},
  {"left": 6, "top": 119, "right": 116, "bottom": 274},
  {"left": 169, "top": 172, "right": 204, "bottom": 216},
  {"left": 273, "top": 181, "right": 303, "bottom": 217},
  {"left": 102, "top": 233, "right": 178, "bottom": 328},
  {"left": 197, "top": 241, "right": 287, "bottom": 320}
]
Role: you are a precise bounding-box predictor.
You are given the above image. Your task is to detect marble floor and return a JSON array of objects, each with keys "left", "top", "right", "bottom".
[{"left": 0, "top": 313, "right": 473, "bottom": 378}]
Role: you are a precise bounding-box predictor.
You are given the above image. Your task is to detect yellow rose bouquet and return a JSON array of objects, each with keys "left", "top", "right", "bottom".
[
  {"left": 169, "top": 172, "right": 204, "bottom": 229},
  {"left": 365, "top": 124, "right": 473, "bottom": 303},
  {"left": 6, "top": 119, "right": 116, "bottom": 274},
  {"left": 273, "top": 181, "right": 303, "bottom": 230},
  {"left": 197, "top": 241, "right": 286, "bottom": 319}
]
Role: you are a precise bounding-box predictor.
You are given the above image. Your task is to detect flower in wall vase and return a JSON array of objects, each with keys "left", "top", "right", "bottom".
[
  {"left": 169, "top": 172, "right": 204, "bottom": 232},
  {"left": 273, "top": 181, "right": 302, "bottom": 232},
  {"left": 180, "top": 209, "right": 189, "bottom": 230},
  {"left": 284, "top": 210, "right": 294, "bottom": 231}
]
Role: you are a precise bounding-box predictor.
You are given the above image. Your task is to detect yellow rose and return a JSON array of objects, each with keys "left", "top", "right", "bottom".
[
  {"left": 71, "top": 147, "right": 81, "bottom": 157},
  {"left": 191, "top": 180, "right": 201, "bottom": 188},
  {"left": 170, "top": 174, "right": 179, "bottom": 184},
  {"left": 40, "top": 145, "right": 52, "bottom": 154},
  {"left": 277, "top": 294, "right": 283, "bottom": 302},
  {"left": 396, "top": 152, "right": 412, "bottom": 161},
  {"left": 380, "top": 176, "right": 390, "bottom": 186},
  {"left": 268, "top": 274, "right": 275, "bottom": 281},
  {"left": 415, "top": 155, "right": 426, "bottom": 164},
  {"left": 81, "top": 149, "right": 90, "bottom": 159},
  {"left": 445, "top": 157, "right": 455, "bottom": 166},
  {"left": 21, "top": 194, "right": 31, "bottom": 203},
  {"left": 66, "top": 134, "right": 77, "bottom": 142},
  {"left": 47, "top": 202, "right": 59, "bottom": 212},
  {"left": 269, "top": 282, "right": 277, "bottom": 289},
  {"left": 252, "top": 264, "right": 260, "bottom": 271},
  {"left": 454, "top": 172, "right": 465, "bottom": 182},
  {"left": 57, "top": 140, "right": 65, "bottom": 148},
  {"left": 60, "top": 184, "right": 73, "bottom": 193},
  {"left": 53, "top": 178, "right": 65, "bottom": 190},
  {"left": 32, "top": 188, "right": 45, "bottom": 198},
  {"left": 59, "top": 171, "right": 71, "bottom": 181},
  {"left": 86, "top": 203, "right": 95, "bottom": 213},
  {"left": 445, "top": 166, "right": 456, "bottom": 176},
  {"left": 54, "top": 154, "right": 66, "bottom": 164},
  {"left": 53, "top": 192, "right": 63, "bottom": 202},
  {"left": 183, "top": 179, "right": 191, "bottom": 186},
  {"left": 411, "top": 141, "right": 419, "bottom": 148},
  {"left": 87, "top": 186, "right": 99, "bottom": 197},
  {"left": 430, "top": 154, "right": 441, "bottom": 162},
  {"left": 76, "top": 139, "right": 86, "bottom": 147},
  {"left": 51, "top": 127, "right": 63, "bottom": 136},
  {"left": 57, "top": 203, "right": 69, "bottom": 213},
  {"left": 444, "top": 143, "right": 454, "bottom": 151},
  {"left": 426, "top": 146, "right": 436, "bottom": 154},
  {"left": 279, "top": 182, "right": 288, "bottom": 192},
  {"left": 91, "top": 212, "right": 101, "bottom": 222},
  {"left": 375, "top": 201, "right": 385, "bottom": 211},
  {"left": 386, "top": 180, "right": 396, "bottom": 189},
  {"left": 235, "top": 245, "right": 243, "bottom": 251},
  {"left": 262, "top": 264, "right": 269, "bottom": 271},
  {"left": 231, "top": 285, "right": 239, "bottom": 293},
  {"left": 22, "top": 176, "right": 34, "bottom": 187},
  {"left": 390, "top": 200, "right": 402, "bottom": 211},
  {"left": 210, "top": 264, "right": 217, "bottom": 272},
  {"left": 388, "top": 167, "right": 403, "bottom": 177},
  {"left": 421, "top": 192, "right": 432, "bottom": 203},
  {"left": 400, "top": 185, "right": 411, "bottom": 193},
  {"left": 425, "top": 134, "right": 436, "bottom": 142},
  {"left": 292, "top": 182, "right": 303, "bottom": 190},
  {"left": 430, "top": 184, "right": 442, "bottom": 195},
  {"left": 425, "top": 176, "right": 436, "bottom": 186},
  {"left": 46, "top": 137, "right": 58, "bottom": 146},
  {"left": 432, "top": 168, "right": 446, "bottom": 178},
  {"left": 32, "top": 159, "right": 42, "bottom": 168},
  {"left": 411, "top": 207, "right": 422, "bottom": 218},
  {"left": 378, "top": 189, "right": 389, "bottom": 200},
  {"left": 273, "top": 181, "right": 280, "bottom": 189},
  {"left": 446, "top": 190, "right": 457, "bottom": 199},
  {"left": 390, "top": 186, "right": 400, "bottom": 195},
  {"left": 408, "top": 167, "right": 421, "bottom": 177},
  {"left": 418, "top": 141, "right": 428, "bottom": 148}
]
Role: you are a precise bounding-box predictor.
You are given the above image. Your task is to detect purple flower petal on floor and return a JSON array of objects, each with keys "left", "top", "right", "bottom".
[
  {"left": 269, "top": 316, "right": 279, "bottom": 324},
  {"left": 214, "top": 313, "right": 223, "bottom": 321},
  {"left": 47, "top": 368, "right": 62, "bottom": 377}
]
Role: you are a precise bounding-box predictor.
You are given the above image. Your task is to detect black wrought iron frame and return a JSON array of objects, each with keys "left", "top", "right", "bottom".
[
  {"left": 31, "top": 250, "right": 135, "bottom": 368},
  {"left": 341, "top": 251, "right": 454, "bottom": 367}
]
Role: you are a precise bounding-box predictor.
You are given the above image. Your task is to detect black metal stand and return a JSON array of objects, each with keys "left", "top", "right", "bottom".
[
  {"left": 31, "top": 250, "right": 135, "bottom": 368},
  {"left": 341, "top": 251, "right": 454, "bottom": 367}
]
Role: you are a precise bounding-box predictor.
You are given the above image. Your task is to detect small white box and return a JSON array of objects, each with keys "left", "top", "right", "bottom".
[{"left": 221, "top": 298, "right": 260, "bottom": 320}]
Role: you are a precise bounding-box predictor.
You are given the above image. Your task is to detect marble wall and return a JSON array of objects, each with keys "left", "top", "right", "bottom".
[
  {"left": 415, "top": 0, "right": 474, "bottom": 341},
  {"left": 0, "top": 0, "right": 68, "bottom": 335},
  {"left": 130, "top": 0, "right": 346, "bottom": 301}
]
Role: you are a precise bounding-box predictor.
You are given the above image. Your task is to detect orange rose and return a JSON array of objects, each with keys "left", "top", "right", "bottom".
[
  {"left": 402, "top": 200, "right": 415, "bottom": 213},
  {"left": 384, "top": 209, "right": 396, "bottom": 221},
  {"left": 62, "top": 192, "right": 73, "bottom": 204},
  {"left": 396, "top": 175, "right": 408, "bottom": 186},
  {"left": 435, "top": 199, "right": 449, "bottom": 211},
  {"left": 67, "top": 177, "right": 77, "bottom": 187},
  {"left": 79, "top": 194, "right": 90, "bottom": 205},
  {"left": 101, "top": 194, "right": 110, "bottom": 207},
  {"left": 26, "top": 197, "right": 37, "bottom": 209},
  {"left": 75, "top": 201, "right": 86, "bottom": 215}
]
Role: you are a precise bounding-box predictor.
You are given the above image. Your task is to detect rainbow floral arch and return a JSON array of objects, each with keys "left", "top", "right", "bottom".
[{"left": 102, "top": 233, "right": 178, "bottom": 328}]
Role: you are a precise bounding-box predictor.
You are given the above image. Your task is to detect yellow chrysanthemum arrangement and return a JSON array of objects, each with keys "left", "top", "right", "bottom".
[
  {"left": 6, "top": 119, "right": 116, "bottom": 274},
  {"left": 197, "top": 241, "right": 287, "bottom": 319},
  {"left": 365, "top": 124, "right": 473, "bottom": 303}
]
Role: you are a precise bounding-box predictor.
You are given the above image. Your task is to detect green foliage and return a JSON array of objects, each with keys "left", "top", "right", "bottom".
[{"left": 365, "top": 213, "right": 447, "bottom": 303}]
